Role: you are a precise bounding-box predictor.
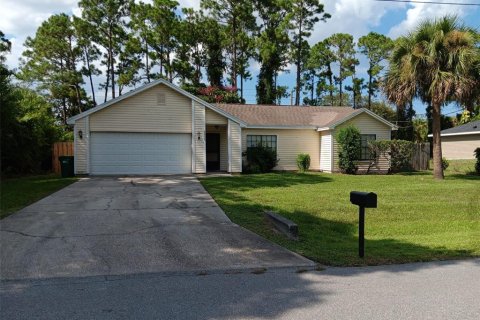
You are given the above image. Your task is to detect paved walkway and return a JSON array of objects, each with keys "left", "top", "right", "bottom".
[{"left": 0, "top": 176, "right": 313, "bottom": 280}]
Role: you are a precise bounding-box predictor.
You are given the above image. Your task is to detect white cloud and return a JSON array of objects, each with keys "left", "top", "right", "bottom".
[
  {"left": 1, "top": 0, "right": 78, "bottom": 69},
  {"left": 177, "top": 0, "right": 201, "bottom": 10},
  {"left": 388, "top": 0, "right": 470, "bottom": 38},
  {"left": 310, "top": 0, "right": 405, "bottom": 43}
]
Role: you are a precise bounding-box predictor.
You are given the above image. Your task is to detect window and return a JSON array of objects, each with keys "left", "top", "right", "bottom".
[
  {"left": 247, "top": 135, "right": 277, "bottom": 151},
  {"left": 359, "top": 134, "right": 376, "bottom": 160}
]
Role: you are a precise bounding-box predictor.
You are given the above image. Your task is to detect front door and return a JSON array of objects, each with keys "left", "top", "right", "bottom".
[{"left": 206, "top": 133, "right": 220, "bottom": 171}]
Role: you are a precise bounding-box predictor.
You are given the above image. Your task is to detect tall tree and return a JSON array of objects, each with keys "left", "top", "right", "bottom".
[
  {"left": 345, "top": 76, "right": 364, "bottom": 109},
  {"left": 237, "top": 31, "right": 255, "bottom": 101},
  {"left": 143, "top": 0, "right": 179, "bottom": 81},
  {"left": 20, "top": 14, "right": 87, "bottom": 125},
  {"left": 201, "top": 0, "right": 256, "bottom": 88},
  {"left": 181, "top": 8, "right": 206, "bottom": 85},
  {"left": 288, "top": 0, "right": 330, "bottom": 105},
  {"left": 307, "top": 40, "right": 336, "bottom": 105},
  {"left": 255, "top": 0, "right": 291, "bottom": 104},
  {"left": 0, "top": 31, "right": 11, "bottom": 65},
  {"left": 326, "top": 33, "right": 356, "bottom": 106},
  {"left": 384, "top": 16, "right": 480, "bottom": 179},
  {"left": 130, "top": 1, "right": 154, "bottom": 83},
  {"left": 358, "top": 32, "right": 393, "bottom": 108},
  {"left": 117, "top": 34, "right": 144, "bottom": 93},
  {"left": 202, "top": 16, "right": 226, "bottom": 86},
  {"left": 79, "top": 0, "right": 130, "bottom": 100},
  {"left": 73, "top": 17, "right": 101, "bottom": 106}
]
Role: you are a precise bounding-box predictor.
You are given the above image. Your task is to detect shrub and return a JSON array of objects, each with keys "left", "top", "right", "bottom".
[
  {"left": 242, "top": 145, "right": 279, "bottom": 173},
  {"left": 296, "top": 154, "right": 311, "bottom": 172},
  {"left": 474, "top": 147, "right": 480, "bottom": 175},
  {"left": 368, "top": 139, "right": 414, "bottom": 172},
  {"left": 336, "top": 126, "right": 361, "bottom": 174},
  {"left": 442, "top": 157, "right": 449, "bottom": 171},
  {"left": 389, "top": 140, "right": 414, "bottom": 172}
]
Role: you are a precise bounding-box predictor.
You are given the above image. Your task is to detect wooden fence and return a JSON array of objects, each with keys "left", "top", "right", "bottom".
[
  {"left": 411, "top": 143, "right": 430, "bottom": 171},
  {"left": 52, "top": 141, "right": 74, "bottom": 174}
]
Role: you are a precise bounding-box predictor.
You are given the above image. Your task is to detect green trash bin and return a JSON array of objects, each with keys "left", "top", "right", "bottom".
[{"left": 59, "top": 156, "right": 75, "bottom": 177}]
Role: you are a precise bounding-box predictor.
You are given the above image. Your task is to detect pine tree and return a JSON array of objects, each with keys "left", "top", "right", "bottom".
[
  {"left": 79, "top": 0, "right": 130, "bottom": 100},
  {"left": 255, "top": 0, "right": 291, "bottom": 104},
  {"left": 20, "top": 14, "right": 87, "bottom": 125},
  {"left": 358, "top": 32, "right": 393, "bottom": 108},
  {"left": 201, "top": 0, "right": 256, "bottom": 88},
  {"left": 288, "top": 0, "right": 330, "bottom": 105},
  {"left": 306, "top": 40, "right": 336, "bottom": 105},
  {"left": 326, "top": 33, "right": 356, "bottom": 106}
]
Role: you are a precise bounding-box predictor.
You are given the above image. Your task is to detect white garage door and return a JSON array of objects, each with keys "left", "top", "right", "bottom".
[{"left": 90, "top": 132, "right": 192, "bottom": 174}]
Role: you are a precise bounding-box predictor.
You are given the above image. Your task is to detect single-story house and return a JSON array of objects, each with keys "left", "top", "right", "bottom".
[
  {"left": 67, "top": 79, "right": 397, "bottom": 175},
  {"left": 428, "top": 120, "right": 480, "bottom": 160}
]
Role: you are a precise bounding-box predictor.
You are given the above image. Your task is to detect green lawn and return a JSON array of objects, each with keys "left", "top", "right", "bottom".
[
  {"left": 1, "top": 174, "right": 78, "bottom": 219},
  {"left": 200, "top": 161, "right": 480, "bottom": 266}
]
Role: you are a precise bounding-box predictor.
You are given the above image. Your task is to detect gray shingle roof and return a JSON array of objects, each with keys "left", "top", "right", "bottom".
[{"left": 441, "top": 120, "right": 480, "bottom": 135}]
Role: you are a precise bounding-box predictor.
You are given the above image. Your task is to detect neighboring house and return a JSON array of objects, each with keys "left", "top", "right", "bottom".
[
  {"left": 428, "top": 120, "right": 480, "bottom": 160},
  {"left": 67, "top": 79, "right": 397, "bottom": 175}
]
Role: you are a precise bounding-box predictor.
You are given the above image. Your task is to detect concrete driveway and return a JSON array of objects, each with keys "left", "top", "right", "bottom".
[{"left": 0, "top": 176, "right": 313, "bottom": 280}]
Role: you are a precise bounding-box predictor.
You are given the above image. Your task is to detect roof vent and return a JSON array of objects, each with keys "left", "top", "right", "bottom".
[{"left": 157, "top": 93, "right": 166, "bottom": 105}]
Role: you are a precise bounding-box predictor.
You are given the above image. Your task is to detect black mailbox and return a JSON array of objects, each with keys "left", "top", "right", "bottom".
[
  {"left": 350, "top": 191, "right": 378, "bottom": 258},
  {"left": 350, "top": 191, "right": 377, "bottom": 208}
]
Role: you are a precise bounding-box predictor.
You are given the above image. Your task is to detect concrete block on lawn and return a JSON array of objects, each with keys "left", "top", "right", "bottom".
[{"left": 265, "top": 211, "right": 299, "bottom": 240}]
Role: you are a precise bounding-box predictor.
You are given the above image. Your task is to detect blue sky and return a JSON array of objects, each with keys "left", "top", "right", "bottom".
[{"left": 1, "top": 0, "right": 479, "bottom": 116}]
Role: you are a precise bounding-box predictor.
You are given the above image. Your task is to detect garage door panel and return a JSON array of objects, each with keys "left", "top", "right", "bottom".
[{"left": 90, "top": 132, "right": 191, "bottom": 174}]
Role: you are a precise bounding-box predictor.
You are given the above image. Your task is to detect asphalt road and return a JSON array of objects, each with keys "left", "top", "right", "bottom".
[{"left": 1, "top": 259, "right": 479, "bottom": 320}]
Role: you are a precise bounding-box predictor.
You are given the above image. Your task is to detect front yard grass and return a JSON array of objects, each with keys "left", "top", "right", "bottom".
[
  {"left": 1, "top": 174, "right": 78, "bottom": 219},
  {"left": 200, "top": 161, "right": 480, "bottom": 266}
]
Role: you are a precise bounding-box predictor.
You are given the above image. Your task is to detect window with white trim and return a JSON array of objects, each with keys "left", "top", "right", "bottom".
[
  {"left": 246, "top": 135, "right": 277, "bottom": 151},
  {"left": 359, "top": 134, "right": 376, "bottom": 160}
]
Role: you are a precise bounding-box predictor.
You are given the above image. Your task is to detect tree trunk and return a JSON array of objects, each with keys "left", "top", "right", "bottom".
[
  {"left": 74, "top": 85, "right": 83, "bottom": 113},
  {"left": 240, "top": 73, "right": 244, "bottom": 101},
  {"left": 84, "top": 48, "right": 96, "bottom": 106},
  {"left": 232, "top": 16, "right": 237, "bottom": 88},
  {"left": 431, "top": 101, "right": 444, "bottom": 180},
  {"left": 104, "top": 62, "right": 110, "bottom": 103},
  {"left": 108, "top": 28, "right": 115, "bottom": 99},
  {"left": 311, "top": 73, "right": 314, "bottom": 103},
  {"left": 62, "top": 97, "right": 67, "bottom": 126},
  {"left": 145, "top": 40, "right": 150, "bottom": 83},
  {"left": 167, "top": 50, "right": 173, "bottom": 82},
  {"left": 295, "top": 15, "right": 303, "bottom": 106},
  {"left": 327, "top": 64, "right": 333, "bottom": 105},
  {"left": 295, "top": 54, "right": 301, "bottom": 105},
  {"left": 368, "top": 67, "right": 372, "bottom": 108},
  {"left": 339, "top": 79, "right": 343, "bottom": 106}
]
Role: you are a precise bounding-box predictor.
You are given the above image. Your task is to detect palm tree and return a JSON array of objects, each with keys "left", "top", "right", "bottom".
[{"left": 384, "top": 16, "right": 480, "bottom": 179}]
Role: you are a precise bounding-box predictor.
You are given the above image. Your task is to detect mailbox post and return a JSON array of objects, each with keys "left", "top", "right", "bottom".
[{"left": 350, "top": 191, "right": 377, "bottom": 258}]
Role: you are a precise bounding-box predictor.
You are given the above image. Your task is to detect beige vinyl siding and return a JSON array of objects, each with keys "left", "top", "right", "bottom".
[
  {"left": 319, "top": 131, "right": 333, "bottom": 172},
  {"left": 206, "top": 108, "right": 228, "bottom": 125},
  {"left": 89, "top": 84, "right": 192, "bottom": 133},
  {"left": 333, "top": 113, "right": 392, "bottom": 172},
  {"left": 206, "top": 125, "right": 228, "bottom": 171},
  {"left": 229, "top": 120, "right": 242, "bottom": 172},
  {"left": 441, "top": 134, "right": 480, "bottom": 159},
  {"left": 194, "top": 102, "right": 206, "bottom": 173},
  {"left": 242, "top": 129, "right": 320, "bottom": 171},
  {"left": 74, "top": 117, "right": 88, "bottom": 174}
]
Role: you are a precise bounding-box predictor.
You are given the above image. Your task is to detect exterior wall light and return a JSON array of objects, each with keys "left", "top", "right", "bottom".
[{"left": 78, "top": 130, "right": 83, "bottom": 139}]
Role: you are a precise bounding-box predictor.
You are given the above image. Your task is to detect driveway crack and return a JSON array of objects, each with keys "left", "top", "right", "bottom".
[{"left": 0, "top": 225, "right": 163, "bottom": 239}]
